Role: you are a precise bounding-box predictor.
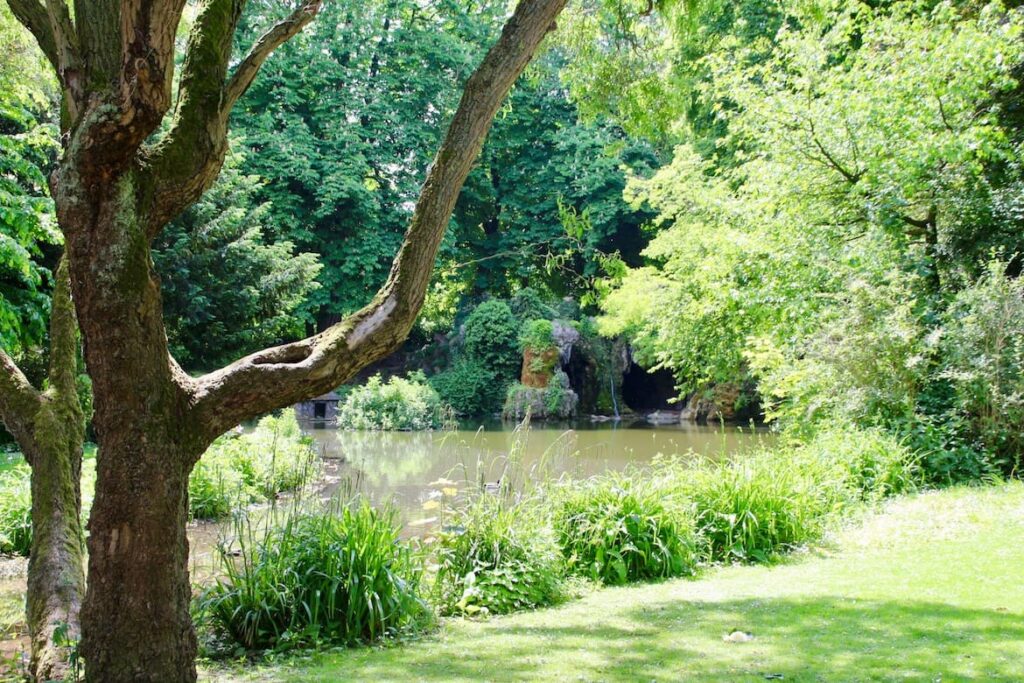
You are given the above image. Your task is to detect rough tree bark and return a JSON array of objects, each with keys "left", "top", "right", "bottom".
[
  {"left": 0, "top": 260, "right": 86, "bottom": 682},
  {"left": 3, "top": 0, "right": 569, "bottom": 680}
]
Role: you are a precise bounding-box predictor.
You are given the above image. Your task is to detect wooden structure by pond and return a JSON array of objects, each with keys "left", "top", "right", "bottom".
[{"left": 295, "top": 391, "right": 342, "bottom": 425}]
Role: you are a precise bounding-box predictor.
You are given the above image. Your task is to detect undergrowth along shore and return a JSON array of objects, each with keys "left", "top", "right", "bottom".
[{"left": 193, "top": 423, "right": 919, "bottom": 658}]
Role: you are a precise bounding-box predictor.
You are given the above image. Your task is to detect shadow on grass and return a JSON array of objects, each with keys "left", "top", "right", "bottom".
[{"left": 310, "top": 596, "right": 1023, "bottom": 682}]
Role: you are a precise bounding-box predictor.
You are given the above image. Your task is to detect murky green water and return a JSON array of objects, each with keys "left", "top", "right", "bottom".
[{"left": 307, "top": 420, "right": 770, "bottom": 519}]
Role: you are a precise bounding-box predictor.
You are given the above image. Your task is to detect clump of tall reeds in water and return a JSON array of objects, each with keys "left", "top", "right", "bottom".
[{"left": 430, "top": 414, "right": 570, "bottom": 616}]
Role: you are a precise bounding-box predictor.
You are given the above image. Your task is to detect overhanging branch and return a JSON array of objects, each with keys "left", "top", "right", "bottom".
[{"left": 187, "top": 0, "right": 570, "bottom": 441}]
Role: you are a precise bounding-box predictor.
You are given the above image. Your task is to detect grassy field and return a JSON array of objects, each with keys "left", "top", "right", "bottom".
[{"left": 204, "top": 483, "right": 1024, "bottom": 682}]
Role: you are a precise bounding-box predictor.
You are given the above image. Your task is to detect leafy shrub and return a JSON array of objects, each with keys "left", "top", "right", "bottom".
[
  {"left": 940, "top": 261, "right": 1024, "bottom": 475},
  {"left": 430, "top": 359, "right": 503, "bottom": 416},
  {"left": 338, "top": 372, "right": 449, "bottom": 431},
  {"left": 554, "top": 471, "right": 698, "bottom": 585},
  {"left": 519, "top": 319, "right": 554, "bottom": 352},
  {"left": 198, "top": 501, "right": 429, "bottom": 653},
  {"left": 461, "top": 300, "right": 521, "bottom": 379},
  {"left": 189, "top": 410, "right": 315, "bottom": 520},
  {"left": 904, "top": 411, "right": 997, "bottom": 484},
  {"left": 509, "top": 287, "right": 555, "bottom": 324},
  {"left": 434, "top": 495, "right": 563, "bottom": 616},
  {"left": 680, "top": 452, "right": 835, "bottom": 563},
  {"left": 0, "top": 464, "right": 31, "bottom": 556}
]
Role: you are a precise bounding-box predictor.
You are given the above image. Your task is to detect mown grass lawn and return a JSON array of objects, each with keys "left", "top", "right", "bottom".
[{"left": 205, "top": 483, "right": 1024, "bottom": 682}]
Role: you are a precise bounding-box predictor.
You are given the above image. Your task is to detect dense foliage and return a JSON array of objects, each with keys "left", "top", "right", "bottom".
[
  {"left": 153, "top": 150, "right": 321, "bottom": 371},
  {"left": 430, "top": 300, "right": 522, "bottom": 416},
  {"left": 231, "top": 0, "right": 652, "bottom": 332},
  {"left": 0, "top": 6, "right": 58, "bottom": 357},
  {"left": 594, "top": 0, "right": 1024, "bottom": 477}
]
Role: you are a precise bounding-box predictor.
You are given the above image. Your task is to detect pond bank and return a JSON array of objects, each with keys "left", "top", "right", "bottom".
[{"left": 203, "top": 482, "right": 1024, "bottom": 682}]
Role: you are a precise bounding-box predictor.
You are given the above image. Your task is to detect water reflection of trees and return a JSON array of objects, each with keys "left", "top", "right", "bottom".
[{"left": 314, "top": 429, "right": 588, "bottom": 490}]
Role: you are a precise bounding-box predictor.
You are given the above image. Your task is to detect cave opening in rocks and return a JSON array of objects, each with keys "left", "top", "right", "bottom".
[
  {"left": 562, "top": 349, "right": 597, "bottom": 414},
  {"left": 622, "top": 363, "right": 679, "bottom": 412}
]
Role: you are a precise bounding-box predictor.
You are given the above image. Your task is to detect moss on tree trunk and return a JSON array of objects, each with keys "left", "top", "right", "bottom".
[
  {"left": 0, "top": 260, "right": 86, "bottom": 682},
  {"left": 26, "top": 403, "right": 85, "bottom": 682}
]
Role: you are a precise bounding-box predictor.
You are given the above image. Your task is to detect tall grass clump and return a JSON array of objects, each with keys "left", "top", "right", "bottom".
[
  {"left": 553, "top": 471, "right": 699, "bottom": 585},
  {"left": 679, "top": 452, "right": 834, "bottom": 564},
  {"left": 434, "top": 494, "right": 563, "bottom": 616},
  {"left": 794, "top": 426, "right": 918, "bottom": 501},
  {"left": 188, "top": 410, "right": 316, "bottom": 520},
  {"left": 339, "top": 372, "right": 451, "bottom": 430},
  {"left": 0, "top": 463, "right": 31, "bottom": 556},
  {"left": 197, "top": 500, "right": 429, "bottom": 654}
]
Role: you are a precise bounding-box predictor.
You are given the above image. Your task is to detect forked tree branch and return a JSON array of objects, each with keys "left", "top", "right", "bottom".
[
  {"left": 60, "top": 0, "right": 188, "bottom": 172},
  {"left": 188, "top": 0, "right": 570, "bottom": 443},
  {"left": 146, "top": 0, "right": 320, "bottom": 233}
]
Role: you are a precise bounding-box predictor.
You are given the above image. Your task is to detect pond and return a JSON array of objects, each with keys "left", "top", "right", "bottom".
[{"left": 306, "top": 420, "right": 770, "bottom": 518}]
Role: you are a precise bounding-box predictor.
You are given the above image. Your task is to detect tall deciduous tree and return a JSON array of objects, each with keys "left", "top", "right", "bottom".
[{"left": 0, "top": 0, "right": 569, "bottom": 680}]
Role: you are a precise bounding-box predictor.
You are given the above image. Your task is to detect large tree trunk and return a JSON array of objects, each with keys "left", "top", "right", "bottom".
[
  {"left": 59, "top": 173, "right": 202, "bottom": 683},
  {"left": 80, "top": 441, "right": 196, "bottom": 682}
]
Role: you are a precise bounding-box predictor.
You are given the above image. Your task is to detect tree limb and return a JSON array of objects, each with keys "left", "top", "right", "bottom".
[
  {"left": 146, "top": 0, "right": 320, "bottom": 233},
  {"left": 809, "top": 130, "right": 862, "bottom": 185},
  {"left": 0, "top": 350, "right": 42, "bottom": 453},
  {"left": 223, "top": 0, "right": 322, "bottom": 111},
  {"left": 187, "top": 0, "right": 569, "bottom": 442},
  {"left": 45, "top": 257, "right": 79, "bottom": 406}
]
